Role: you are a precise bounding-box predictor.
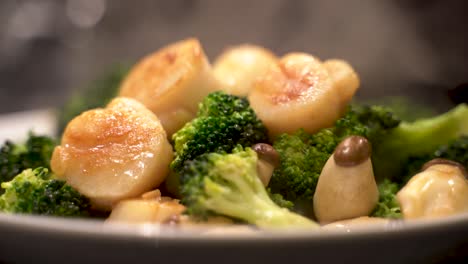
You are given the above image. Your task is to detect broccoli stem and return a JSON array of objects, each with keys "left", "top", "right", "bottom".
[
  {"left": 374, "top": 104, "right": 468, "bottom": 180},
  {"left": 250, "top": 201, "right": 317, "bottom": 228},
  {"left": 203, "top": 171, "right": 317, "bottom": 229},
  {"left": 391, "top": 104, "right": 468, "bottom": 155}
]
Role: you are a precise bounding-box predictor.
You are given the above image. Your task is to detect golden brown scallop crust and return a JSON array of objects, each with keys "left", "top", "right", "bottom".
[
  {"left": 323, "top": 59, "right": 360, "bottom": 113},
  {"left": 266, "top": 53, "right": 332, "bottom": 105},
  {"left": 249, "top": 53, "right": 343, "bottom": 138},
  {"left": 51, "top": 97, "right": 173, "bottom": 210},
  {"left": 118, "top": 38, "right": 220, "bottom": 136},
  {"left": 119, "top": 38, "right": 203, "bottom": 101},
  {"left": 213, "top": 44, "right": 278, "bottom": 96}
]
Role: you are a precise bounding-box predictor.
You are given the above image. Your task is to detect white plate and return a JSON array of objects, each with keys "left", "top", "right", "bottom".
[
  {"left": 0, "top": 110, "right": 467, "bottom": 264},
  {"left": 0, "top": 109, "right": 57, "bottom": 142}
]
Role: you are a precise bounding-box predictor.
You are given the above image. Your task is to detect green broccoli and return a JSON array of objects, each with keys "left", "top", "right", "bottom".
[
  {"left": 270, "top": 103, "right": 468, "bottom": 214},
  {"left": 179, "top": 146, "right": 317, "bottom": 229},
  {"left": 370, "top": 179, "right": 402, "bottom": 219},
  {"left": 372, "top": 104, "right": 468, "bottom": 180},
  {"left": 57, "top": 65, "right": 129, "bottom": 135},
  {"left": 403, "top": 135, "right": 468, "bottom": 183},
  {"left": 355, "top": 96, "right": 436, "bottom": 122},
  {"left": 171, "top": 91, "right": 268, "bottom": 172},
  {"left": 0, "top": 168, "right": 90, "bottom": 217},
  {"left": 267, "top": 189, "right": 294, "bottom": 210},
  {"left": 0, "top": 133, "right": 57, "bottom": 186},
  {"left": 269, "top": 105, "right": 400, "bottom": 212},
  {"left": 434, "top": 136, "right": 468, "bottom": 165}
]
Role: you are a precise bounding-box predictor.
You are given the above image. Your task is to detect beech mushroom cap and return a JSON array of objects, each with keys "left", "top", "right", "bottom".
[
  {"left": 252, "top": 143, "right": 280, "bottom": 186},
  {"left": 313, "top": 136, "right": 378, "bottom": 223}
]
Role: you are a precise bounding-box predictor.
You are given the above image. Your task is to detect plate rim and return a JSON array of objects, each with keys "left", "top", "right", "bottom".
[{"left": 1, "top": 212, "right": 468, "bottom": 243}]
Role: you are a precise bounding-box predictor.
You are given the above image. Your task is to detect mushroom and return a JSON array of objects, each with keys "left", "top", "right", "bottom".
[
  {"left": 252, "top": 143, "right": 280, "bottom": 186},
  {"left": 313, "top": 136, "right": 378, "bottom": 223},
  {"left": 397, "top": 158, "right": 468, "bottom": 219},
  {"left": 106, "top": 189, "right": 186, "bottom": 224}
]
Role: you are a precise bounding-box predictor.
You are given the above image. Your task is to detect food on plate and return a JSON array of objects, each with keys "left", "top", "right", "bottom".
[
  {"left": 57, "top": 65, "right": 129, "bottom": 135},
  {"left": 165, "top": 91, "right": 268, "bottom": 197},
  {"left": 313, "top": 136, "right": 378, "bottom": 223},
  {"left": 0, "top": 168, "right": 90, "bottom": 216},
  {"left": 170, "top": 91, "right": 268, "bottom": 172},
  {"left": 0, "top": 38, "right": 467, "bottom": 232},
  {"left": 50, "top": 97, "right": 173, "bottom": 210},
  {"left": 372, "top": 104, "right": 468, "bottom": 180},
  {"left": 0, "top": 134, "right": 56, "bottom": 188},
  {"left": 119, "top": 38, "right": 221, "bottom": 137},
  {"left": 213, "top": 44, "right": 277, "bottom": 96},
  {"left": 371, "top": 179, "right": 402, "bottom": 219},
  {"left": 252, "top": 143, "right": 280, "bottom": 186},
  {"left": 248, "top": 53, "right": 360, "bottom": 139},
  {"left": 268, "top": 105, "right": 399, "bottom": 216},
  {"left": 397, "top": 159, "right": 468, "bottom": 219},
  {"left": 402, "top": 136, "right": 468, "bottom": 183},
  {"left": 322, "top": 59, "right": 360, "bottom": 113},
  {"left": 107, "top": 190, "right": 185, "bottom": 223},
  {"left": 179, "top": 146, "right": 317, "bottom": 229}
]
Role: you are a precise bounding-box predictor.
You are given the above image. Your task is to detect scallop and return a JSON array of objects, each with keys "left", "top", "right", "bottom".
[
  {"left": 213, "top": 44, "right": 278, "bottom": 96},
  {"left": 249, "top": 53, "right": 359, "bottom": 139},
  {"left": 51, "top": 97, "right": 173, "bottom": 210},
  {"left": 397, "top": 163, "right": 468, "bottom": 219},
  {"left": 107, "top": 190, "right": 186, "bottom": 224},
  {"left": 323, "top": 59, "right": 360, "bottom": 114},
  {"left": 119, "top": 38, "right": 221, "bottom": 137}
]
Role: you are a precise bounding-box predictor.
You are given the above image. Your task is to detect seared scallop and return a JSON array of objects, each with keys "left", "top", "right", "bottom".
[
  {"left": 119, "top": 38, "right": 220, "bottom": 136},
  {"left": 51, "top": 97, "right": 173, "bottom": 210},
  {"left": 107, "top": 190, "right": 186, "bottom": 224},
  {"left": 323, "top": 59, "right": 360, "bottom": 114},
  {"left": 397, "top": 160, "right": 468, "bottom": 219},
  {"left": 213, "top": 44, "right": 278, "bottom": 96},
  {"left": 249, "top": 53, "right": 359, "bottom": 139}
]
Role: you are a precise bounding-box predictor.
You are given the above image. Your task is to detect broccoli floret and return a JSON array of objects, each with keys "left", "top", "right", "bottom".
[
  {"left": 334, "top": 105, "right": 401, "bottom": 141},
  {"left": 370, "top": 179, "right": 402, "bottom": 219},
  {"left": 403, "top": 136, "right": 468, "bottom": 183},
  {"left": 0, "top": 168, "right": 90, "bottom": 217},
  {"left": 267, "top": 189, "right": 294, "bottom": 210},
  {"left": 171, "top": 91, "right": 268, "bottom": 172},
  {"left": 269, "top": 105, "right": 400, "bottom": 210},
  {"left": 269, "top": 129, "right": 333, "bottom": 211},
  {"left": 355, "top": 96, "right": 436, "bottom": 122},
  {"left": 373, "top": 104, "right": 468, "bottom": 180},
  {"left": 434, "top": 136, "right": 468, "bottom": 165},
  {"left": 179, "top": 147, "right": 317, "bottom": 229},
  {"left": 271, "top": 103, "right": 468, "bottom": 212},
  {"left": 57, "top": 65, "right": 129, "bottom": 135},
  {"left": 0, "top": 133, "right": 57, "bottom": 186}
]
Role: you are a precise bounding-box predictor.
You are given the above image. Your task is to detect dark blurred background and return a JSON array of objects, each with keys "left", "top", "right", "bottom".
[{"left": 0, "top": 0, "right": 467, "bottom": 114}]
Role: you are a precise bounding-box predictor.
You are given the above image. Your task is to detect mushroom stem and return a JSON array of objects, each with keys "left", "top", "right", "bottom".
[
  {"left": 252, "top": 143, "right": 280, "bottom": 186},
  {"left": 313, "top": 136, "right": 378, "bottom": 223},
  {"left": 256, "top": 159, "right": 275, "bottom": 186}
]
